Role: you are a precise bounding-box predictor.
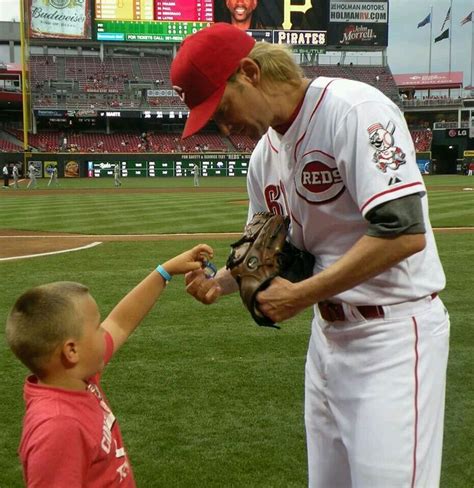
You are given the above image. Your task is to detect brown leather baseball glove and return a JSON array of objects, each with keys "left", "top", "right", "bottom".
[{"left": 226, "top": 212, "right": 315, "bottom": 328}]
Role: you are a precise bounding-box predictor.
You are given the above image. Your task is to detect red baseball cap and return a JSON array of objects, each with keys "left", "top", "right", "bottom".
[{"left": 171, "top": 23, "right": 256, "bottom": 139}]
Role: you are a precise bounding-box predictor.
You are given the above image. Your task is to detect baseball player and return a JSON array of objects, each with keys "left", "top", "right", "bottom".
[
  {"left": 113, "top": 163, "right": 122, "bottom": 188},
  {"left": 27, "top": 162, "right": 37, "bottom": 189},
  {"left": 193, "top": 163, "right": 200, "bottom": 187},
  {"left": 12, "top": 164, "right": 20, "bottom": 189},
  {"left": 2, "top": 164, "right": 9, "bottom": 188},
  {"left": 172, "top": 24, "right": 450, "bottom": 487},
  {"left": 47, "top": 166, "right": 58, "bottom": 187}
]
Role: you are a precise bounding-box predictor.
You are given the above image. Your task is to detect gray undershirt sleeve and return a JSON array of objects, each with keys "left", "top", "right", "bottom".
[{"left": 365, "top": 194, "right": 426, "bottom": 237}]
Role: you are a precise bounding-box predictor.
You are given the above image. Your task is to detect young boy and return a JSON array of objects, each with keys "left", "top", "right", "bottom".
[{"left": 6, "top": 244, "right": 213, "bottom": 487}]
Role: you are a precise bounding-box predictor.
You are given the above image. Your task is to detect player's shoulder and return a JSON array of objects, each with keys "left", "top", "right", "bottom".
[{"left": 310, "top": 76, "right": 395, "bottom": 109}]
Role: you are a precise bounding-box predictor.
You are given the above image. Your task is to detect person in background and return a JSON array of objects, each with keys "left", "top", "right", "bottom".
[
  {"left": 12, "top": 163, "right": 20, "bottom": 189},
  {"left": 193, "top": 163, "right": 200, "bottom": 187},
  {"left": 27, "top": 162, "right": 37, "bottom": 190},
  {"left": 47, "top": 166, "right": 59, "bottom": 188},
  {"left": 114, "top": 163, "right": 122, "bottom": 188},
  {"left": 223, "top": 0, "right": 263, "bottom": 30},
  {"left": 468, "top": 161, "right": 474, "bottom": 176},
  {"left": 172, "top": 23, "right": 450, "bottom": 488},
  {"left": 6, "top": 244, "right": 213, "bottom": 487},
  {"left": 2, "top": 163, "right": 9, "bottom": 188}
]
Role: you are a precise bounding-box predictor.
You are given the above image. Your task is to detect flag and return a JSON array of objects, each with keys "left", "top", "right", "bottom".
[
  {"left": 460, "top": 12, "right": 472, "bottom": 26},
  {"left": 434, "top": 28, "right": 449, "bottom": 43},
  {"left": 440, "top": 7, "right": 451, "bottom": 32},
  {"left": 417, "top": 13, "right": 431, "bottom": 28}
]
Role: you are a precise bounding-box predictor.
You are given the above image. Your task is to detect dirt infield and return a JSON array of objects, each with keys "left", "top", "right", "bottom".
[
  {"left": 0, "top": 229, "right": 242, "bottom": 259},
  {"left": 0, "top": 226, "right": 472, "bottom": 260}
]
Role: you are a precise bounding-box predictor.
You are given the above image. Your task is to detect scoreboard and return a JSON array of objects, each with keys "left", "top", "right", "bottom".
[
  {"left": 95, "top": 0, "right": 212, "bottom": 42},
  {"left": 87, "top": 154, "right": 249, "bottom": 177},
  {"left": 96, "top": 20, "right": 210, "bottom": 42}
]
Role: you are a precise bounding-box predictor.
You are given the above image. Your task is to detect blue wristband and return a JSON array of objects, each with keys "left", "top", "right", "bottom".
[{"left": 156, "top": 264, "right": 172, "bottom": 282}]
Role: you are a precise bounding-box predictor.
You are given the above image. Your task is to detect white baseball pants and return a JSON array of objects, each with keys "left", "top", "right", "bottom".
[{"left": 305, "top": 296, "right": 450, "bottom": 488}]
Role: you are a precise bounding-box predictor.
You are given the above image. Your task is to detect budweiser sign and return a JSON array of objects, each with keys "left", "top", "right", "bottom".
[{"left": 29, "top": 0, "right": 91, "bottom": 39}]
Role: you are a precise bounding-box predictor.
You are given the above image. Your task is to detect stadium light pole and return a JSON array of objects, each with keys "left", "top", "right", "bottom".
[{"left": 19, "top": 0, "right": 31, "bottom": 152}]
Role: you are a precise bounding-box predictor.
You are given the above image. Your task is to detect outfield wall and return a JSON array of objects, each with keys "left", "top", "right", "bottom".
[{"left": 0, "top": 152, "right": 251, "bottom": 178}]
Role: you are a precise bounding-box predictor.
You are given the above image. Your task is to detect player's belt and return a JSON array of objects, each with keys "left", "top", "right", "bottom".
[{"left": 318, "top": 293, "right": 438, "bottom": 322}]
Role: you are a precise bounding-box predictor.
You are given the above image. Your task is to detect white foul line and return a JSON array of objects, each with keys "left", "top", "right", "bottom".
[
  {"left": 0, "top": 241, "right": 102, "bottom": 262},
  {"left": 0, "top": 233, "right": 241, "bottom": 238}
]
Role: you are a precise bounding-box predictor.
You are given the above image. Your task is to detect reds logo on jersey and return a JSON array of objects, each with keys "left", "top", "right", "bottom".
[
  {"left": 295, "top": 151, "right": 345, "bottom": 204},
  {"left": 367, "top": 121, "right": 406, "bottom": 173}
]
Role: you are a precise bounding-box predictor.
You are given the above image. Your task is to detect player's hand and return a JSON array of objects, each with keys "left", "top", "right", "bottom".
[
  {"left": 185, "top": 268, "right": 222, "bottom": 304},
  {"left": 256, "top": 277, "right": 309, "bottom": 323},
  {"left": 162, "top": 244, "right": 214, "bottom": 276}
]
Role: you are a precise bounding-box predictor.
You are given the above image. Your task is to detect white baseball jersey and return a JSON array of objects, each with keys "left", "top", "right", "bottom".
[{"left": 247, "top": 77, "right": 445, "bottom": 305}]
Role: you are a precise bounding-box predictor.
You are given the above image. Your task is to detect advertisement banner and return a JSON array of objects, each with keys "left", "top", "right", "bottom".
[
  {"left": 327, "top": 0, "right": 388, "bottom": 47},
  {"left": 29, "top": 160, "right": 43, "bottom": 178},
  {"left": 393, "top": 72, "right": 463, "bottom": 89},
  {"left": 85, "top": 87, "right": 119, "bottom": 93},
  {"left": 30, "top": 0, "right": 92, "bottom": 39},
  {"left": 416, "top": 159, "right": 431, "bottom": 175},
  {"left": 329, "top": 0, "right": 388, "bottom": 23},
  {"left": 43, "top": 161, "right": 58, "bottom": 178},
  {"left": 328, "top": 22, "right": 387, "bottom": 46},
  {"left": 446, "top": 128, "right": 469, "bottom": 138},
  {"left": 64, "top": 160, "right": 79, "bottom": 177}
]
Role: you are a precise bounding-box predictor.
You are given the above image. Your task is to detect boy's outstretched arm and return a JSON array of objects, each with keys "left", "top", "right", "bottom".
[{"left": 102, "top": 244, "right": 213, "bottom": 353}]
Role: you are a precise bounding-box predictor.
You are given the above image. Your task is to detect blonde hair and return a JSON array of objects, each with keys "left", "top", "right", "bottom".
[
  {"left": 6, "top": 282, "right": 89, "bottom": 375},
  {"left": 248, "top": 42, "right": 303, "bottom": 84}
]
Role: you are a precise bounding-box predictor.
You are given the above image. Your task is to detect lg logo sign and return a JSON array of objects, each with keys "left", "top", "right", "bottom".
[{"left": 448, "top": 129, "right": 468, "bottom": 138}]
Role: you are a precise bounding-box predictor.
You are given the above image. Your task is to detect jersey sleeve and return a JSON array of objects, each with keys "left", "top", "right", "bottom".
[
  {"left": 246, "top": 139, "right": 269, "bottom": 222},
  {"left": 333, "top": 99, "right": 425, "bottom": 217},
  {"left": 22, "top": 417, "right": 92, "bottom": 487}
]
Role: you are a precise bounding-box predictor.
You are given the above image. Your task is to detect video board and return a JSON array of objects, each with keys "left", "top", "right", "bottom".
[
  {"left": 29, "top": 0, "right": 92, "bottom": 40},
  {"left": 95, "top": 0, "right": 213, "bottom": 42},
  {"left": 94, "top": 0, "right": 331, "bottom": 46},
  {"left": 28, "top": 0, "right": 388, "bottom": 48}
]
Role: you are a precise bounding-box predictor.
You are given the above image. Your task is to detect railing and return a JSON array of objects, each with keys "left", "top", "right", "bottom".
[
  {"left": 402, "top": 98, "right": 462, "bottom": 108},
  {"left": 433, "top": 121, "right": 470, "bottom": 129}
]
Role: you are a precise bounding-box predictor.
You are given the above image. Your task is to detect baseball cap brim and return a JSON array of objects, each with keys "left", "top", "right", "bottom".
[{"left": 181, "top": 83, "right": 226, "bottom": 139}]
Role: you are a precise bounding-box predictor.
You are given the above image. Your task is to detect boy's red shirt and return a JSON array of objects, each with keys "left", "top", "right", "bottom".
[{"left": 19, "top": 331, "right": 136, "bottom": 487}]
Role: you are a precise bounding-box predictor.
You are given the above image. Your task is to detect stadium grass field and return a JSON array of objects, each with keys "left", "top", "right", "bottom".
[{"left": 0, "top": 175, "right": 473, "bottom": 487}]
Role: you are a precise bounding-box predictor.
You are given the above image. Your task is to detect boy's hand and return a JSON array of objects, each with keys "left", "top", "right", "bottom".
[{"left": 162, "top": 244, "right": 214, "bottom": 277}]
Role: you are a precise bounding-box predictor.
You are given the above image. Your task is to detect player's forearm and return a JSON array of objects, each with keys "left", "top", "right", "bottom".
[{"left": 295, "top": 233, "right": 426, "bottom": 307}]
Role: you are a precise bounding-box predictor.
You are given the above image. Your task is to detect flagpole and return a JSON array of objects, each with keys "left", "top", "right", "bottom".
[
  {"left": 471, "top": 17, "right": 473, "bottom": 87},
  {"left": 429, "top": 6, "right": 433, "bottom": 74},
  {"left": 448, "top": 0, "right": 453, "bottom": 74}
]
